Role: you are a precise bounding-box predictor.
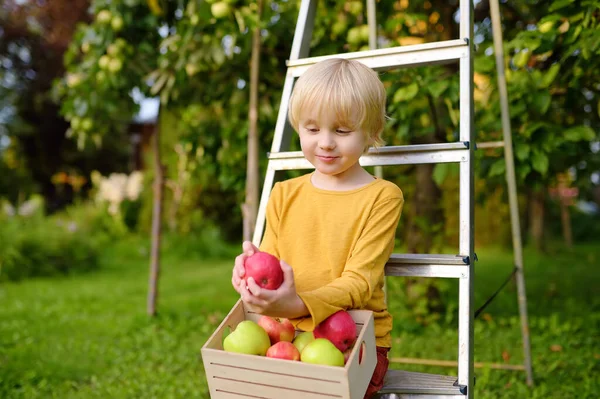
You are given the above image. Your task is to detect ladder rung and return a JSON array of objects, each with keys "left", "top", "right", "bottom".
[
  {"left": 389, "top": 253, "right": 468, "bottom": 265},
  {"left": 385, "top": 254, "right": 468, "bottom": 278},
  {"left": 267, "top": 143, "right": 469, "bottom": 171},
  {"left": 385, "top": 264, "right": 467, "bottom": 279},
  {"left": 287, "top": 39, "right": 469, "bottom": 77},
  {"left": 380, "top": 370, "right": 464, "bottom": 396},
  {"left": 476, "top": 141, "right": 505, "bottom": 149}
]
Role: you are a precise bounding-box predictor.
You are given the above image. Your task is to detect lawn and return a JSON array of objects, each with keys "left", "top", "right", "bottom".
[{"left": 0, "top": 237, "right": 598, "bottom": 398}]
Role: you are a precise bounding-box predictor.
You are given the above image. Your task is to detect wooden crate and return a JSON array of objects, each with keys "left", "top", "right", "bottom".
[{"left": 201, "top": 299, "right": 377, "bottom": 399}]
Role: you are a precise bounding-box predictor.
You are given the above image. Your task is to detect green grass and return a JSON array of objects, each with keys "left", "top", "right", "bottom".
[{"left": 1, "top": 237, "right": 598, "bottom": 398}]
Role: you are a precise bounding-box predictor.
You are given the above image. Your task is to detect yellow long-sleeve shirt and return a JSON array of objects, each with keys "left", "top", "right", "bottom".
[{"left": 259, "top": 172, "right": 404, "bottom": 347}]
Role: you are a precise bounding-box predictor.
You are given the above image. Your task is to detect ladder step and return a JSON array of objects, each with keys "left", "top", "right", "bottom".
[
  {"left": 389, "top": 254, "right": 468, "bottom": 265},
  {"left": 379, "top": 370, "right": 464, "bottom": 396},
  {"left": 287, "top": 39, "right": 469, "bottom": 77},
  {"left": 268, "top": 143, "right": 469, "bottom": 171},
  {"left": 385, "top": 254, "right": 468, "bottom": 279}
]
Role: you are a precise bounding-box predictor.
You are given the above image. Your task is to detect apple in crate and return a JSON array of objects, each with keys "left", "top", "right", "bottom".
[
  {"left": 244, "top": 251, "right": 283, "bottom": 290},
  {"left": 258, "top": 315, "right": 295, "bottom": 345},
  {"left": 292, "top": 331, "right": 315, "bottom": 354},
  {"left": 314, "top": 310, "right": 357, "bottom": 352},
  {"left": 266, "top": 341, "right": 301, "bottom": 361},
  {"left": 343, "top": 344, "right": 364, "bottom": 364},
  {"left": 223, "top": 320, "right": 271, "bottom": 356},
  {"left": 300, "top": 338, "right": 345, "bottom": 367}
]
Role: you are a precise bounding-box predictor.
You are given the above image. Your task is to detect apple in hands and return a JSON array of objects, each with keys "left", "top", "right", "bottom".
[
  {"left": 300, "top": 338, "right": 345, "bottom": 367},
  {"left": 244, "top": 251, "right": 283, "bottom": 290},
  {"left": 266, "top": 341, "right": 301, "bottom": 361},
  {"left": 292, "top": 331, "right": 315, "bottom": 354},
  {"left": 223, "top": 320, "right": 271, "bottom": 356},
  {"left": 313, "top": 310, "right": 357, "bottom": 352},
  {"left": 258, "top": 315, "right": 295, "bottom": 345}
]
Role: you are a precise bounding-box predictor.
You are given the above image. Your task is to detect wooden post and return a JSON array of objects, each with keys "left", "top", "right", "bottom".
[
  {"left": 243, "top": 0, "right": 263, "bottom": 242},
  {"left": 147, "top": 117, "right": 164, "bottom": 316}
]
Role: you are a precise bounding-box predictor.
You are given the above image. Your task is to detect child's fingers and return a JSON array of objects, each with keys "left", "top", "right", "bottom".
[
  {"left": 234, "top": 254, "right": 246, "bottom": 278},
  {"left": 246, "top": 277, "right": 262, "bottom": 297},
  {"left": 280, "top": 260, "right": 295, "bottom": 286},
  {"left": 239, "top": 279, "right": 267, "bottom": 309},
  {"left": 242, "top": 241, "right": 259, "bottom": 256}
]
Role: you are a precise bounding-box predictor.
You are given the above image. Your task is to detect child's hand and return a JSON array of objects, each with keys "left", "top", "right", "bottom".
[
  {"left": 239, "top": 259, "right": 308, "bottom": 319},
  {"left": 231, "top": 241, "right": 259, "bottom": 295}
]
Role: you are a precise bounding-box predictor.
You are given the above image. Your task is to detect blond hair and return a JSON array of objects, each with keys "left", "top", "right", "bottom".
[{"left": 288, "top": 58, "right": 387, "bottom": 150}]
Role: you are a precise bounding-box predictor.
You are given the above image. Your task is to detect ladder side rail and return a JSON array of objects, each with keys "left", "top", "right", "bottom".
[
  {"left": 252, "top": 0, "right": 317, "bottom": 246},
  {"left": 457, "top": 0, "right": 475, "bottom": 395}
]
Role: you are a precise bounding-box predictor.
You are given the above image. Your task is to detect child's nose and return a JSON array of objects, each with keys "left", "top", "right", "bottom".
[{"left": 318, "top": 132, "right": 336, "bottom": 149}]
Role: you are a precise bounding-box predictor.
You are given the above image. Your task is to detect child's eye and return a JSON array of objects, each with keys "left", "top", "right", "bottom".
[
  {"left": 336, "top": 129, "right": 351, "bottom": 134},
  {"left": 306, "top": 127, "right": 319, "bottom": 133}
]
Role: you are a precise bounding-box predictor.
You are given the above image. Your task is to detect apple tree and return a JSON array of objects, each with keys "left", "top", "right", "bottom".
[
  {"left": 474, "top": 0, "right": 600, "bottom": 249},
  {"left": 55, "top": 0, "right": 299, "bottom": 315}
]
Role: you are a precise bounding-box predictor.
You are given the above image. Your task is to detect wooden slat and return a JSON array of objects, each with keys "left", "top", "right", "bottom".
[
  {"left": 210, "top": 377, "right": 344, "bottom": 399},
  {"left": 208, "top": 363, "right": 344, "bottom": 396}
]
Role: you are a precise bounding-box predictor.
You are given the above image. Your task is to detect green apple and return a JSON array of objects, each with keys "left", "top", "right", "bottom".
[
  {"left": 300, "top": 338, "right": 345, "bottom": 367},
  {"left": 223, "top": 320, "right": 270, "bottom": 356},
  {"left": 80, "top": 118, "right": 93, "bottom": 131},
  {"left": 347, "top": 27, "right": 362, "bottom": 46},
  {"left": 211, "top": 2, "right": 231, "bottom": 19},
  {"left": 108, "top": 58, "right": 123, "bottom": 73},
  {"left": 98, "top": 55, "right": 110, "bottom": 70},
  {"left": 107, "top": 44, "right": 120, "bottom": 57},
  {"left": 111, "top": 16, "right": 124, "bottom": 32},
  {"left": 292, "top": 331, "right": 315, "bottom": 354},
  {"left": 96, "top": 10, "right": 112, "bottom": 24}
]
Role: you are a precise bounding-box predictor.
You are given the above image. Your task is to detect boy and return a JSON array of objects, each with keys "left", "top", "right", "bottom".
[{"left": 232, "top": 58, "right": 404, "bottom": 398}]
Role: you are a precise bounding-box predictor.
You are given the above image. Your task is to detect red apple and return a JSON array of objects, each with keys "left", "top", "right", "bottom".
[
  {"left": 244, "top": 251, "right": 283, "bottom": 290},
  {"left": 313, "top": 310, "right": 357, "bottom": 352},
  {"left": 258, "top": 315, "right": 295, "bottom": 345},
  {"left": 266, "top": 341, "right": 301, "bottom": 361}
]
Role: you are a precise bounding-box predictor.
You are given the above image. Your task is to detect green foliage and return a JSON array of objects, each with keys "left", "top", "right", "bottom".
[
  {"left": 0, "top": 214, "right": 100, "bottom": 282},
  {"left": 475, "top": 0, "right": 600, "bottom": 190},
  {"left": 54, "top": 0, "right": 162, "bottom": 148},
  {"left": 0, "top": 197, "right": 139, "bottom": 282}
]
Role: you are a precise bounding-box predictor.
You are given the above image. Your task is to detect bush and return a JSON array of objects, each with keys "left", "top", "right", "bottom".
[{"left": 0, "top": 214, "right": 101, "bottom": 282}]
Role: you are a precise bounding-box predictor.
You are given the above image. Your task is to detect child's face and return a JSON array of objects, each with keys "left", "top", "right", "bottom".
[{"left": 298, "top": 111, "right": 368, "bottom": 181}]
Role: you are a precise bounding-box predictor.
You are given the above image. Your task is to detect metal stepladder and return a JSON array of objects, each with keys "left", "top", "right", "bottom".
[{"left": 251, "top": 0, "right": 528, "bottom": 397}]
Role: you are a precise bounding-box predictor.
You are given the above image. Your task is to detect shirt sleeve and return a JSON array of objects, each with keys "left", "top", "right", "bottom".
[
  {"left": 293, "top": 194, "right": 404, "bottom": 331},
  {"left": 258, "top": 182, "right": 281, "bottom": 259}
]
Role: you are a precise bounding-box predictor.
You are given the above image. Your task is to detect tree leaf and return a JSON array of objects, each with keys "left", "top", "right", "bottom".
[
  {"left": 515, "top": 143, "right": 530, "bottom": 161},
  {"left": 531, "top": 151, "right": 549, "bottom": 175},
  {"left": 540, "top": 63, "right": 561, "bottom": 88},
  {"left": 393, "top": 82, "right": 419, "bottom": 102},
  {"left": 563, "top": 126, "right": 596, "bottom": 141},
  {"left": 549, "top": 0, "right": 575, "bottom": 12},
  {"left": 518, "top": 164, "right": 531, "bottom": 181},
  {"left": 150, "top": 72, "right": 169, "bottom": 95},
  {"left": 427, "top": 80, "right": 449, "bottom": 98},
  {"left": 532, "top": 91, "right": 551, "bottom": 114},
  {"left": 433, "top": 164, "right": 449, "bottom": 186},
  {"left": 489, "top": 159, "right": 506, "bottom": 177}
]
